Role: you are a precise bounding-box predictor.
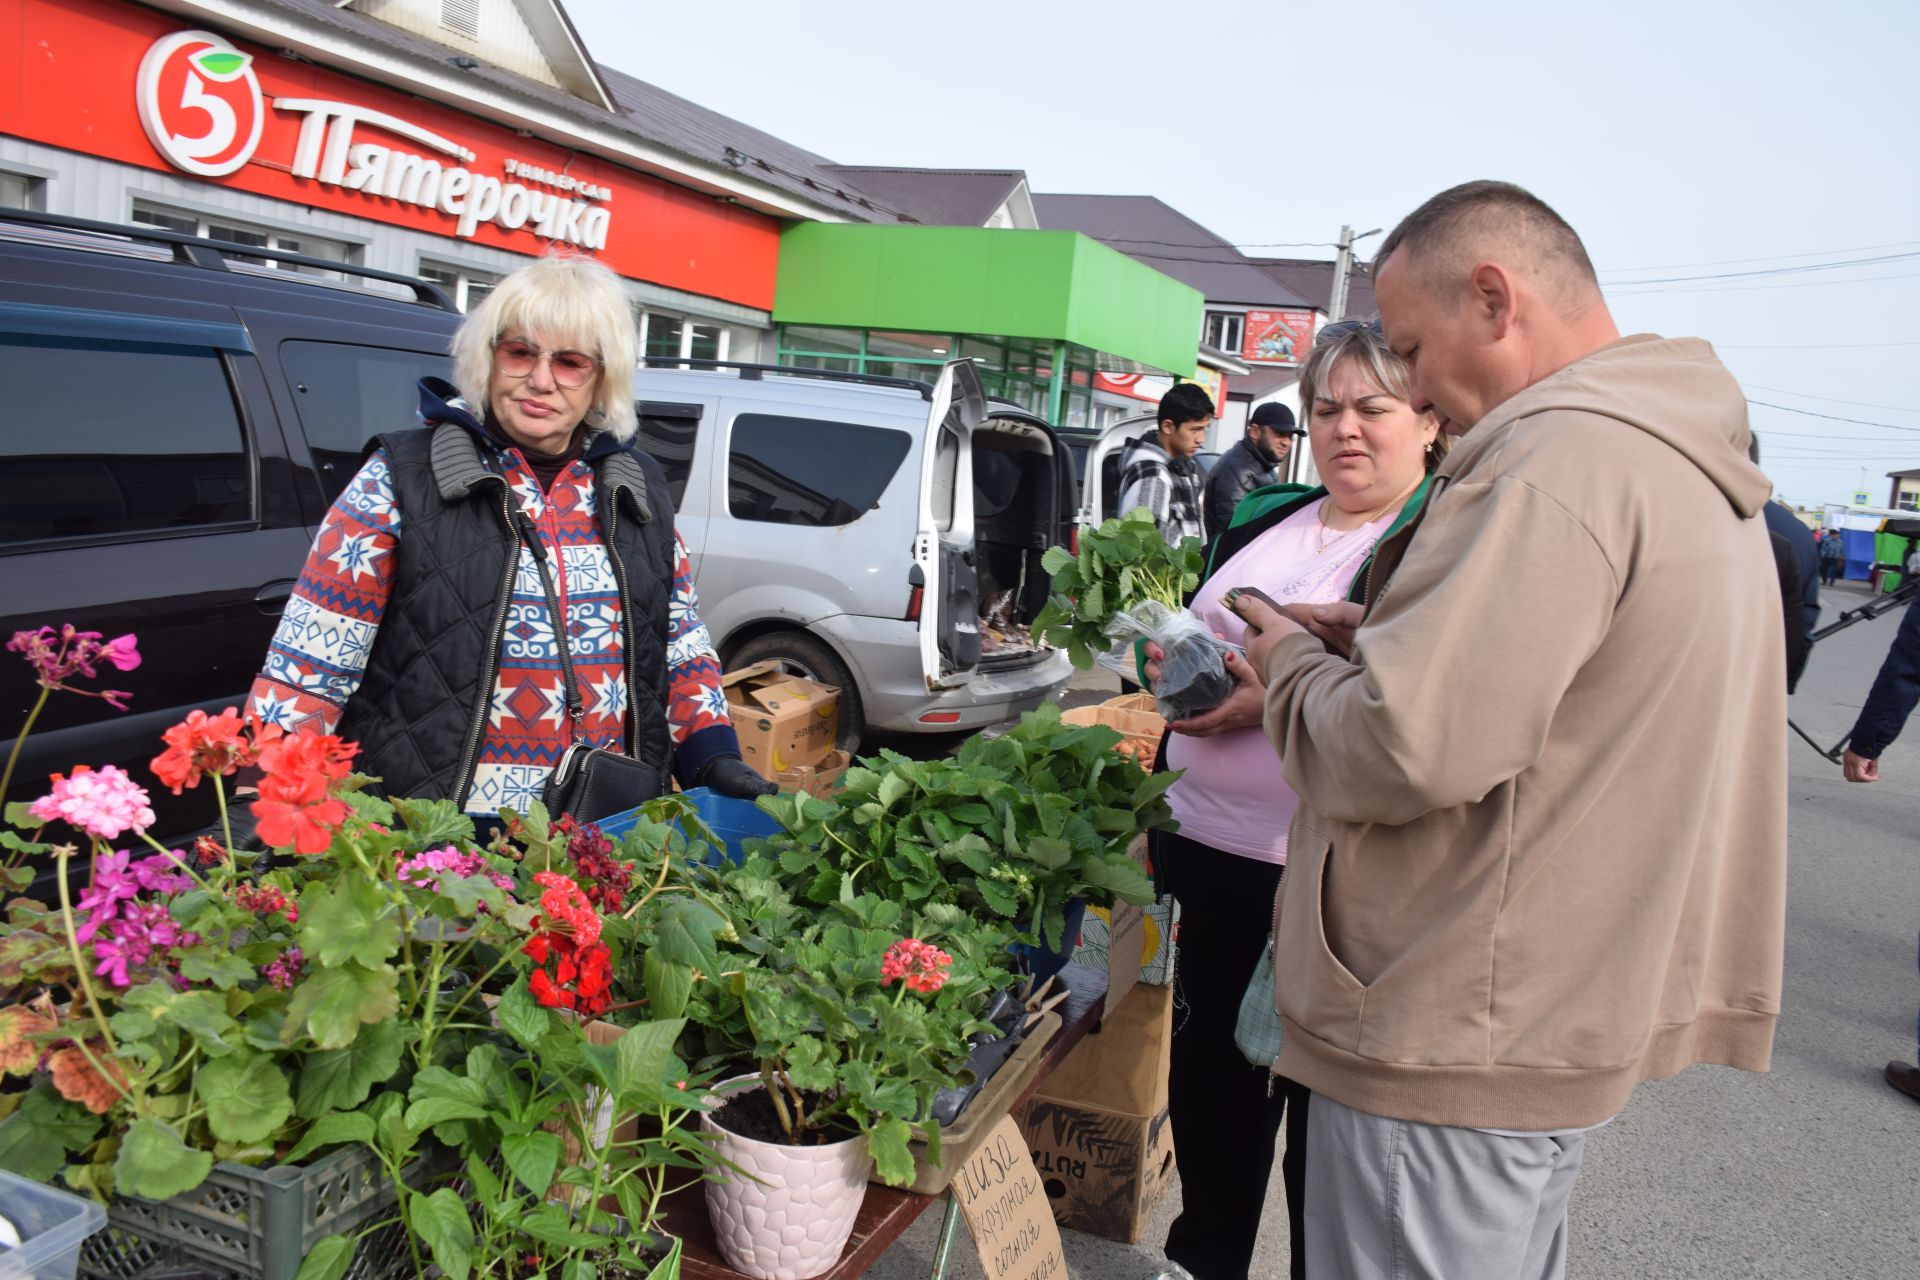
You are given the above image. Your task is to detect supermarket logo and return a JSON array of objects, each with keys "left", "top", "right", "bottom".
[{"left": 137, "top": 31, "right": 264, "bottom": 177}]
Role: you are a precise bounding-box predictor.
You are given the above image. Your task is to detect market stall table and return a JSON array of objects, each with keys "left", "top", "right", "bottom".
[{"left": 664, "top": 965, "right": 1112, "bottom": 1280}]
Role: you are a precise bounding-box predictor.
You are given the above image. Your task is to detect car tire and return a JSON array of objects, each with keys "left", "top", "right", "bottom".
[{"left": 729, "top": 630, "right": 864, "bottom": 756}]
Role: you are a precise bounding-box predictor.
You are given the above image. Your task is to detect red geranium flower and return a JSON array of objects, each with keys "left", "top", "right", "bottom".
[
  {"left": 152, "top": 707, "right": 278, "bottom": 795},
  {"left": 881, "top": 938, "right": 953, "bottom": 994},
  {"left": 249, "top": 730, "right": 357, "bottom": 854}
]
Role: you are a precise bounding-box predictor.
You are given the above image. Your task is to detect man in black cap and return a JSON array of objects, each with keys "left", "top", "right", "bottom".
[{"left": 1204, "top": 402, "right": 1304, "bottom": 535}]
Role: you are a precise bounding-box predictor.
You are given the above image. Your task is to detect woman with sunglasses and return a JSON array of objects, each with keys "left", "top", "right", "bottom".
[
  {"left": 246, "top": 253, "right": 771, "bottom": 831},
  {"left": 1145, "top": 319, "right": 1445, "bottom": 1280}
]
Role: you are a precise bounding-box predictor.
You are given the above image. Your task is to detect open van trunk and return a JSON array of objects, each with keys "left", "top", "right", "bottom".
[
  {"left": 971, "top": 415, "right": 1067, "bottom": 671},
  {"left": 914, "top": 363, "right": 1073, "bottom": 688}
]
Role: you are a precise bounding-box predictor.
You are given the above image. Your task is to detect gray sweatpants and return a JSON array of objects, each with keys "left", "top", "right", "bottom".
[{"left": 1303, "top": 1094, "right": 1590, "bottom": 1280}]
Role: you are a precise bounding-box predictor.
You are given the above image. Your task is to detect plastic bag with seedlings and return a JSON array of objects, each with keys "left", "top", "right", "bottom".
[{"left": 1099, "top": 599, "right": 1235, "bottom": 722}]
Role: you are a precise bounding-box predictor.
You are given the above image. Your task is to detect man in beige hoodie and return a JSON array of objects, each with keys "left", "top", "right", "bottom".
[{"left": 1239, "top": 182, "right": 1787, "bottom": 1279}]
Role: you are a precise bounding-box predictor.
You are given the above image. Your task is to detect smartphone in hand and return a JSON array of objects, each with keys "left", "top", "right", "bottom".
[{"left": 1223, "top": 586, "right": 1282, "bottom": 634}]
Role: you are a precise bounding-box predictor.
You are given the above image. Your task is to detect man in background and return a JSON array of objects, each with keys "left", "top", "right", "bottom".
[
  {"left": 1119, "top": 382, "right": 1214, "bottom": 546},
  {"left": 1204, "top": 403, "right": 1303, "bottom": 535}
]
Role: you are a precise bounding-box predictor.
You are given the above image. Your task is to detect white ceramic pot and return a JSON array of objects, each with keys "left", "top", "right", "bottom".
[{"left": 701, "top": 1076, "right": 873, "bottom": 1280}]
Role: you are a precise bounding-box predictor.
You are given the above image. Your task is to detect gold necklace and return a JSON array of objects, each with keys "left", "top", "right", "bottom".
[{"left": 1316, "top": 496, "right": 1399, "bottom": 554}]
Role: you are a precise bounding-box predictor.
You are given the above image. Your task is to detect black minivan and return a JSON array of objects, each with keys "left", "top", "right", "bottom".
[{"left": 0, "top": 210, "right": 462, "bottom": 837}]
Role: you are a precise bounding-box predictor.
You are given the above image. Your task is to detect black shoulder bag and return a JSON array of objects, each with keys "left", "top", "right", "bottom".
[{"left": 511, "top": 507, "right": 665, "bottom": 823}]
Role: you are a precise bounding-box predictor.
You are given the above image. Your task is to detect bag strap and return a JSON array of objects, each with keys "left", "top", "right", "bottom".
[{"left": 506, "top": 498, "right": 587, "bottom": 746}]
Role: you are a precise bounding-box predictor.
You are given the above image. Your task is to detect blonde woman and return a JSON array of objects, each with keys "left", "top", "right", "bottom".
[{"left": 247, "top": 253, "right": 770, "bottom": 826}]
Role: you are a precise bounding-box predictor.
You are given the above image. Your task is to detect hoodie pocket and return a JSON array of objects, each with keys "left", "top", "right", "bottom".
[{"left": 1275, "top": 822, "right": 1369, "bottom": 1051}]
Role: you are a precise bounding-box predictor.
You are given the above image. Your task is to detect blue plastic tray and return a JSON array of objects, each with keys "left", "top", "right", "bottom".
[{"left": 595, "top": 787, "right": 781, "bottom": 865}]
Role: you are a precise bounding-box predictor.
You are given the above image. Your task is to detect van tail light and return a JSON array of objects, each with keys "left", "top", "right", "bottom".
[
  {"left": 905, "top": 583, "right": 924, "bottom": 622},
  {"left": 1069, "top": 526, "right": 1080, "bottom": 555}
]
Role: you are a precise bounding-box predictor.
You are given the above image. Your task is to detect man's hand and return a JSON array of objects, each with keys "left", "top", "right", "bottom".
[
  {"left": 1169, "top": 650, "right": 1265, "bottom": 737},
  {"left": 1843, "top": 749, "right": 1880, "bottom": 783},
  {"left": 1297, "top": 601, "right": 1366, "bottom": 656},
  {"left": 1236, "top": 596, "right": 1307, "bottom": 675}
]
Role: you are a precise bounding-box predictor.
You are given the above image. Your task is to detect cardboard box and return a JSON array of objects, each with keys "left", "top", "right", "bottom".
[
  {"left": 773, "top": 747, "right": 851, "bottom": 798},
  {"left": 1016, "top": 1099, "right": 1175, "bottom": 1243},
  {"left": 1040, "top": 982, "right": 1172, "bottom": 1115},
  {"left": 1060, "top": 701, "right": 1164, "bottom": 764},
  {"left": 722, "top": 660, "right": 841, "bottom": 773},
  {"left": 1074, "top": 836, "right": 1177, "bottom": 987}
]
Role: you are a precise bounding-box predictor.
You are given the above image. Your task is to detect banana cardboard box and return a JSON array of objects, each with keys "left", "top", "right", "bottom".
[{"left": 721, "top": 660, "right": 841, "bottom": 774}]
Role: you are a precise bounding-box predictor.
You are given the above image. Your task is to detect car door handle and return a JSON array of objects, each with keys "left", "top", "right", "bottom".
[{"left": 254, "top": 580, "right": 296, "bottom": 615}]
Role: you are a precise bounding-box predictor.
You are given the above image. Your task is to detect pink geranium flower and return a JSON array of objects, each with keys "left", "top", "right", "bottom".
[
  {"left": 30, "top": 766, "right": 156, "bottom": 841},
  {"left": 881, "top": 938, "right": 953, "bottom": 994}
]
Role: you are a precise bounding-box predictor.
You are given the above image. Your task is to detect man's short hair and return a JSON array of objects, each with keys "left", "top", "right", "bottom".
[
  {"left": 1158, "top": 382, "right": 1215, "bottom": 426},
  {"left": 1376, "top": 180, "right": 1599, "bottom": 309}
]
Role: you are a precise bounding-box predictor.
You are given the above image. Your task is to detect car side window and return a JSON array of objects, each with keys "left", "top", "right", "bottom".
[
  {"left": 0, "top": 334, "right": 249, "bottom": 546},
  {"left": 635, "top": 405, "right": 701, "bottom": 509},
  {"left": 727, "top": 414, "right": 910, "bottom": 528},
  {"left": 280, "top": 341, "right": 450, "bottom": 504}
]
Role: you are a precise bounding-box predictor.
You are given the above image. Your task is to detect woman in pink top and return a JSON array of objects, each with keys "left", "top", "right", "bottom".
[{"left": 1147, "top": 322, "right": 1446, "bottom": 1280}]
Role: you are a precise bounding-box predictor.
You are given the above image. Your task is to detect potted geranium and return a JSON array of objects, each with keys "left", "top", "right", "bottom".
[
  {"left": 0, "top": 625, "right": 714, "bottom": 1280},
  {"left": 649, "top": 854, "right": 1006, "bottom": 1280}
]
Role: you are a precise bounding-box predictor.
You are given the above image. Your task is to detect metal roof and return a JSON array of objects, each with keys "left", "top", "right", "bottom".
[
  {"left": 818, "top": 167, "right": 1026, "bottom": 228},
  {"left": 1033, "top": 193, "right": 1313, "bottom": 308}
]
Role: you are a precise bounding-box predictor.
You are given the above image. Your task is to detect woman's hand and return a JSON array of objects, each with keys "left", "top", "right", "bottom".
[
  {"left": 1236, "top": 596, "right": 1307, "bottom": 675},
  {"left": 1169, "top": 650, "right": 1266, "bottom": 738},
  {"left": 1300, "top": 601, "right": 1366, "bottom": 656},
  {"left": 1143, "top": 640, "right": 1165, "bottom": 685}
]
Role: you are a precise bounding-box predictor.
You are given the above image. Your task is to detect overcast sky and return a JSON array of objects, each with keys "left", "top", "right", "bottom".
[{"left": 571, "top": 0, "right": 1918, "bottom": 509}]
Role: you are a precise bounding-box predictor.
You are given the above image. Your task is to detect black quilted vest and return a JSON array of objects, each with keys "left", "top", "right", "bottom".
[{"left": 336, "top": 423, "right": 675, "bottom": 807}]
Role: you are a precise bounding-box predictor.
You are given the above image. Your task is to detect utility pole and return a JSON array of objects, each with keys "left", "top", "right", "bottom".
[{"left": 1328, "top": 224, "right": 1382, "bottom": 322}]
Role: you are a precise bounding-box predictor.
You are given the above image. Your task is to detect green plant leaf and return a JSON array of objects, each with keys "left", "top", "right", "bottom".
[
  {"left": 614, "top": 1017, "right": 685, "bottom": 1106},
  {"left": 296, "top": 1017, "right": 408, "bottom": 1117},
  {"left": 389, "top": 796, "right": 476, "bottom": 849},
  {"left": 643, "top": 947, "right": 692, "bottom": 1020},
  {"left": 283, "top": 1110, "right": 375, "bottom": 1164},
  {"left": 866, "top": 1116, "right": 915, "bottom": 1187},
  {"left": 654, "top": 896, "right": 725, "bottom": 975},
  {"left": 496, "top": 974, "right": 551, "bottom": 1049},
  {"left": 501, "top": 1129, "right": 562, "bottom": 1198},
  {"left": 178, "top": 947, "right": 257, "bottom": 990},
  {"left": 300, "top": 876, "right": 399, "bottom": 970},
  {"left": 198, "top": 1051, "right": 294, "bottom": 1143},
  {"left": 115, "top": 1117, "right": 215, "bottom": 1200},
  {"left": 293, "top": 1235, "right": 357, "bottom": 1280},
  {"left": 283, "top": 963, "right": 400, "bottom": 1050},
  {"left": 1040, "top": 546, "right": 1074, "bottom": 575},
  {"left": 0, "top": 1085, "right": 100, "bottom": 1180},
  {"left": 410, "top": 1187, "right": 475, "bottom": 1280},
  {"left": 641, "top": 1237, "right": 683, "bottom": 1280}
]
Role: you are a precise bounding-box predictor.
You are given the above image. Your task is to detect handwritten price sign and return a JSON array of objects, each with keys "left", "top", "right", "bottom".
[{"left": 951, "top": 1115, "right": 1067, "bottom": 1280}]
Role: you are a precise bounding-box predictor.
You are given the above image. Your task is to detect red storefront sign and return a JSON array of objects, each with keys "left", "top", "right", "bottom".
[
  {"left": 1241, "top": 309, "right": 1316, "bottom": 365},
  {"left": 0, "top": 0, "right": 781, "bottom": 309}
]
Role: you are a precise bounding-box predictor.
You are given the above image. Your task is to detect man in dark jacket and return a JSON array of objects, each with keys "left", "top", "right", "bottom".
[
  {"left": 1751, "top": 436, "right": 1819, "bottom": 650},
  {"left": 1203, "top": 403, "right": 1304, "bottom": 535},
  {"left": 1839, "top": 594, "right": 1920, "bottom": 1103}
]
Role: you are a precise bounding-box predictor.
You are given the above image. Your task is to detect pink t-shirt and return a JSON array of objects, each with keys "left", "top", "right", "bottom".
[{"left": 1165, "top": 497, "right": 1396, "bottom": 863}]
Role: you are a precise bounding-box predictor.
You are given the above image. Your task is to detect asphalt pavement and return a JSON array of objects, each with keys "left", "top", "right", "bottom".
[{"left": 865, "top": 582, "right": 1918, "bottom": 1279}]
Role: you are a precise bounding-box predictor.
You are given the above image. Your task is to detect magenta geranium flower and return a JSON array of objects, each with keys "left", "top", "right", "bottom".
[{"left": 30, "top": 766, "right": 156, "bottom": 841}]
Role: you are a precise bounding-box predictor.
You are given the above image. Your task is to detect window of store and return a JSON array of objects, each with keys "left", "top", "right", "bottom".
[
  {"left": 419, "top": 261, "right": 500, "bottom": 313},
  {"left": 0, "top": 171, "right": 44, "bottom": 210},
  {"left": 778, "top": 326, "right": 1105, "bottom": 423},
  {"left": 642, "top": 311, "right": 729, "bottom": 363},
  {"left": 131, "top": 201, "right": 353, "bottom": 276},
  {"left": 0, "top": 334, "right": 249, "bottom": 544},
  {"left": 727, "top": 414, "right": 910, "bottom": 527},
  {"left": 1203, "top": 311, "right": 1244, "bottom": 354}
]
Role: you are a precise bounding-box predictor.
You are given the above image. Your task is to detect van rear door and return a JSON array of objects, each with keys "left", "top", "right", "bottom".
[
  {"left": 913, "top": 360, "right": 987, "bottom": 689},
  {"left": 1079, "top": 414, "right": 1153, "bottom": 529}
]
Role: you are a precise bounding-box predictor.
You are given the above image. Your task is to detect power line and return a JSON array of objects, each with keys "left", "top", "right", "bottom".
[
  {"left": 1746, "top": 399, "right": 1920, "bottom": 432},
  {"left": 1091, "top": 236, "right": 1342, "bottom": 252},
  {"left": 1720, "top": 341, "right": 1920, "bottom": 350},
  {"left": 1608, "top": 269, "right": 1920, "bottom": 297},
  {"left": 1742, "top": 384, "right": 1920, "bottom": 414},
  {"left": 1609, "top": 250, "right": 1920, "bottom": 287},
  {"left": 1599, "top": 238, "right": 1920, "bottom": 275}
]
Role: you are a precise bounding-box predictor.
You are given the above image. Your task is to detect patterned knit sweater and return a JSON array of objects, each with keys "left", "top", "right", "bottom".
[{"left": 248, "top": 394, "right": 738, "bottom": 816}]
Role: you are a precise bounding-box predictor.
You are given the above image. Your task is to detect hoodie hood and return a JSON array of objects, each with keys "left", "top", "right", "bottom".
[{"left": 1443, "top": 335, "right": 1771, "bottom": 518}]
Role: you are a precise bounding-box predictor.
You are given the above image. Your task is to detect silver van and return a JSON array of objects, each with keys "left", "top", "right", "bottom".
[{"left": 632, "top": 359, "right": 1074, "bottom": 749}]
